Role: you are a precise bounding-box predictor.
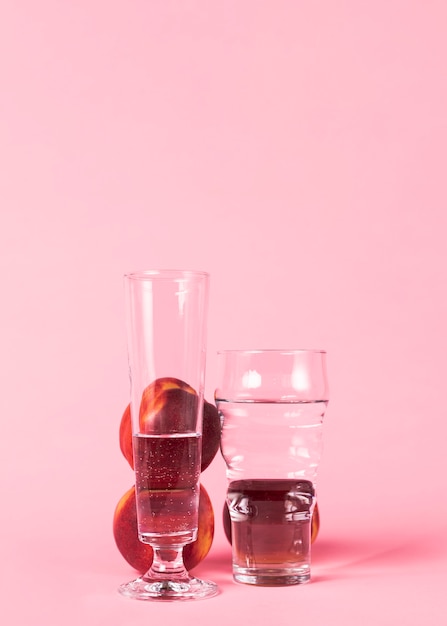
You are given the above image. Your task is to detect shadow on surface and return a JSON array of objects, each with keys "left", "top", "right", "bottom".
[
  {"left": 312, "top": 530, "right": 444, "bottom": 579},
  {"left": 190, "top": 548, "right": 234, "bottom": 587}
]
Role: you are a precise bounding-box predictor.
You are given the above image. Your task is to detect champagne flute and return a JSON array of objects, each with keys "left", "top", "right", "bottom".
[{"left": 118, "top": 270, "right": 218, "bottom": 601}]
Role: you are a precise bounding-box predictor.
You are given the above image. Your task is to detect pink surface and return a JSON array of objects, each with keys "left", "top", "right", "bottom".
[{"left": 1, "top": 1, "right": 446, "bottom": 623}]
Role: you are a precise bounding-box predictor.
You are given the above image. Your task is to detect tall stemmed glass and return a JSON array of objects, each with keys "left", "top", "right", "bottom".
[{"left": 118, "top": 270, "right": 218, "bottom": 601}]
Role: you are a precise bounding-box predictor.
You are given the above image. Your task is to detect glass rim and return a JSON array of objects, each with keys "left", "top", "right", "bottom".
[
  {"left": 217, "top": 348, "right": 327, "bottom": 355},
  {"left": 124, "top": 269, "right": 209, "bottom": 281}
]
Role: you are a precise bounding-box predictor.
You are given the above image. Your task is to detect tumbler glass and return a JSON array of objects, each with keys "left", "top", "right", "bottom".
[{"left": 216, "top": 349, "right": 329, "bottom": 586}]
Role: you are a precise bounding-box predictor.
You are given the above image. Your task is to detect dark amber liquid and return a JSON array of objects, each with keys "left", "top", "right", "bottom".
[{"left": 227, "top": 479, "right": 315, "bottom": 572}]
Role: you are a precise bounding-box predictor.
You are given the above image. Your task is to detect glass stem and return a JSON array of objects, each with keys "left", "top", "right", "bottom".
[{"left": 147, "top": 546, "right": 189, "bottom": 580}]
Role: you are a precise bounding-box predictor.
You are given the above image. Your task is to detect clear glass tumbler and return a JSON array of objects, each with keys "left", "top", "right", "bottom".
[
  {"left": 118, "top": 269, "right": 218, "bottom": 601},
  {"left": 216, "top": 349, "right": 329, "bottom": 586}
]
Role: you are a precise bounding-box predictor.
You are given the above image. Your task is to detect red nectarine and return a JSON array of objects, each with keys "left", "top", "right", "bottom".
[
  {"left": 200, "top": 400, "right": 221, "bottom": 471},
  {"left": 139, "top": 377, "right": 198, "bottom": 434},
  {"left": 113, "top": 483, "right": 215, "bottom": 574},
  {"left": 119, "top": 377, "right": 221, "bottom": 472},
  {"left": 119, "top": 404, "right": 133, "bottom": 468}
]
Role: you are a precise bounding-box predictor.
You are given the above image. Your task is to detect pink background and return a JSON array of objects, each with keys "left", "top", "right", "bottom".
[{"left": 1, "top": 1, "right": 446, "bottom": 623}]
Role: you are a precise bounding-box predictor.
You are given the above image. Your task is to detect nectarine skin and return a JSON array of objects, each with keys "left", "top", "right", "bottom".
[
  {"left": 119, "top": 378, "right": 221, "bottom": 472},
  {"left": 200, "top": 401, "right": 221, "bottom": 471},
  {"left": 139, "top": 377, "right": 198, "bottom": 434},
  {"left": 113, "top": 483, "right": 215, "bottom": 574},
  {"left": 119, "top": 404, "right": 133, "bottom": 469}
]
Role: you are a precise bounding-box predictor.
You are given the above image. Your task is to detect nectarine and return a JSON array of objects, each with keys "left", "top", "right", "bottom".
[
  {"left": 113, "top": 483, "right": 215, "bottom": 574},
  {"left": 119, "top": 377, "right": 221, "bottom": 472},
  {"left": 119, "top": 404, "right": 133, "bottom": 469},
  {"left": 139, "top": 377, "right": 198, "bottom": 434},
  {"left": 200, "top": 400, "right": 221, "bottom": 471}
]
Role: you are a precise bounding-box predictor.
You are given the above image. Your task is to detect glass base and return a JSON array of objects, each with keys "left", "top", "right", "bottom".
[
  {"left": 233, "top": 566, "right": 311, "bottom": 586},
  {"left": 118, "top": 574, "right": 219, "bottom": 601}
]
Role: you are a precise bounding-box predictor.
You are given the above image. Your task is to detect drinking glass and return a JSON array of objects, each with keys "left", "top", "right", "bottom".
[
  {"left": 118, "top": 270, "right": 218, "bottom": 601},
  {"left": 216, "top": 349, "right": 329, "bottom": 586}
]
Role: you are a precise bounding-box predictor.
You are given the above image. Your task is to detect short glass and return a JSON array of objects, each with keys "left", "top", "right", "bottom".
[{"left": 216, "top": 349, "right": 329, "bottom": 586}]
